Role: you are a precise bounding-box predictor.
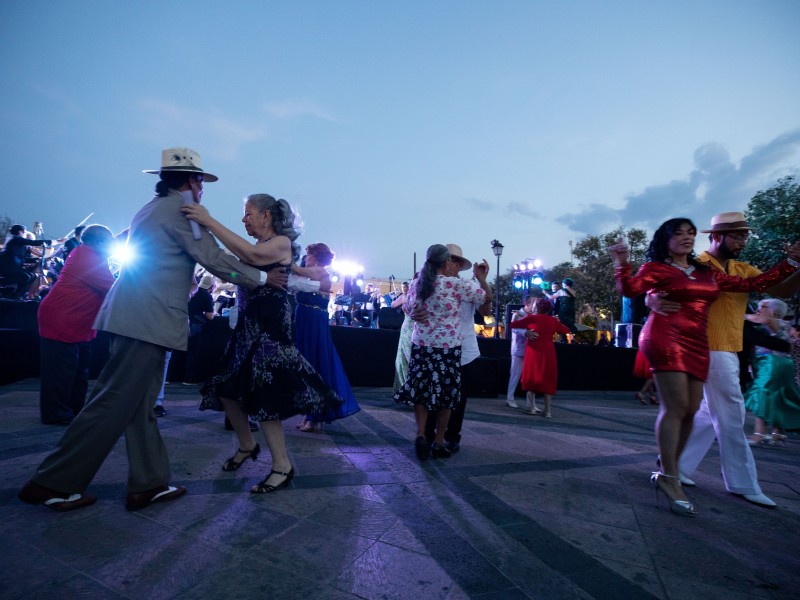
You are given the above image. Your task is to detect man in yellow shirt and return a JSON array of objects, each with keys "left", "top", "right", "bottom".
[{"left": 650, "top": 212, "right": 800, "bottom": 508}]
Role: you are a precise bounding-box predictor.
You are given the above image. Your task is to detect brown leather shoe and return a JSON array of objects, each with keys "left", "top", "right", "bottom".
[
  {"left": 18, "top": 480, "right": 97, "bottom": 512},
  {"left": 125, "top": 485, "right": 187, "bottom": 511}
]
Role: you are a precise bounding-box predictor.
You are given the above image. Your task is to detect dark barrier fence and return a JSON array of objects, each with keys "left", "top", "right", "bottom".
[{"left": 0, "top": 300, "right": 640, "bottom": 394}]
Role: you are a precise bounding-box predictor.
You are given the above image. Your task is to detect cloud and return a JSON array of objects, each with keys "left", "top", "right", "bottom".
[
  {"left": 506, "top": 201, "right": 541, "bottom": 219},
  {"left": 557, "top": 129, "right": 800, "bottom": 234},
  {"left": 262, "top": 98, "right": 337, "bottom": 122},
  {"left": 134, "top": 98, "right": 267, "bottom": 161},
  {"left": 464, "top": 197, "right": 498, "bottom": 211},
  {"left": 464, "top": 197, "right": 541, "bottom": 219}
]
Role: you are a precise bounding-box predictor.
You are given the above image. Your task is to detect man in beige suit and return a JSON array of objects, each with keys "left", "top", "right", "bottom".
[{"left": 19, "top": 148, "right": 268, "bottom": 511}]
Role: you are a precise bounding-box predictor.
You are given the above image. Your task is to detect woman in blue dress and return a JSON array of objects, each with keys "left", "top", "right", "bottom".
[{"left": 295, "top": 243, "right": 360, "bottom": 432}]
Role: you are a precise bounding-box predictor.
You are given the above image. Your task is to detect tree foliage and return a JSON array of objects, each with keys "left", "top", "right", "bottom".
[
  {"left": 741, "top": 176, "right": 800, "bottom": 270},
  {"left": 741, "top": 176, "right": 800, "bottom": 318},
  {"left": 571, "top": 227, "right": 649, "bottom": 323}
]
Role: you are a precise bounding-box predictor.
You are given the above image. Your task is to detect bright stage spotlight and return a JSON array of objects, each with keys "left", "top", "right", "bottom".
[
  {"left": 109, "top": 241, "right": 134, "bottom": 265},
  {"left": 532, "top": 273, "right": 543, "bottom": 286},
  {"left": 331, "top": 259, "right": 364, "bottom": 276}
]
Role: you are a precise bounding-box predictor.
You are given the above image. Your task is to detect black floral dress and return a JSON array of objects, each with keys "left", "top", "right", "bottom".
[{"left": 200, "top": 263, "right": 342, "bottom": 421}]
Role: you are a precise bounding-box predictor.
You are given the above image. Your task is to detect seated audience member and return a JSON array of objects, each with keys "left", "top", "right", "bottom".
[{"left": 37, "top": 225, "right": 116, "bottom": 424}]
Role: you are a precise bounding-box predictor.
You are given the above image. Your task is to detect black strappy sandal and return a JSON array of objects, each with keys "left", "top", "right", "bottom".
[
  {"left": 222, "top": 443, "right": 260, "bottom": 472},
  {"left": 251, "top": 468, "right": 294, "bottom": 493}
]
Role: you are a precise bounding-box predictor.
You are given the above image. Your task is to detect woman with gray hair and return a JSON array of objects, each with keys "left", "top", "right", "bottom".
[
  {"left": 393, "top": 244, "right": 487, "bottom": 459},
  {"left": 744, "top": 297, "right": 800, "bottom": 446},
  {"left": 183, "top": 193, "right": 342, "bottom": 493}
]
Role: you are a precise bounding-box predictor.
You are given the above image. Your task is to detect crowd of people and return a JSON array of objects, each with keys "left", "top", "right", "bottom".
[{"left": 9, "top": 146, "right": 800, "bottom": 521}]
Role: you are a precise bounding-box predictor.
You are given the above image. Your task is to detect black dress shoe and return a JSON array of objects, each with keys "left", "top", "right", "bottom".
[
  {"left": 153, "top": 405, "right": 166, "bottom": 417},
  {"left": 18, "top": 481, "right": 96, "bottom": 512},
  {"left": 125, "top": 485, "right": 187, "bottom": 511},
  {"left": 446, "top": 441, "right": 460, "bottom": 453}
]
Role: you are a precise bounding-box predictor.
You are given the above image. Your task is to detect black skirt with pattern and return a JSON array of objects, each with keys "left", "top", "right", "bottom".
[
  {"left": 393, "top": 343, "right": 462, "bottom": 411},
  {"left": 200, "top": 263, "right": 342, "bottom": 421}
]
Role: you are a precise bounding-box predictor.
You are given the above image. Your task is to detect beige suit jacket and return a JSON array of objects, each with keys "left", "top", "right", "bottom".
[{"left": 94, "top": 190, "right": 261, "bottom": 350}]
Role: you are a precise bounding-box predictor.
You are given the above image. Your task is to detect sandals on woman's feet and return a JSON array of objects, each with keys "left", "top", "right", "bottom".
[
  {"left": 222, "top": 444, "right": 261, "bottom": 471},
  {"left": 251, "top": 468, "right": 294, "bottom": 493}
]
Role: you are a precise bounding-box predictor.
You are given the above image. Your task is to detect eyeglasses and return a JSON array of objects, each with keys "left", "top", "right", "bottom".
[{"left": 724, "top": 233, "right": 749, "bottom": 243}]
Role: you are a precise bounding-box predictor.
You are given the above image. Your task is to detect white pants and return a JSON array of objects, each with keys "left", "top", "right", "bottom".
[
  {"left": 507, "top": 354, "right": 524, "bottom": 400},
  {"left": 679, "top": 351, "right": 761, "bottom": 495}
]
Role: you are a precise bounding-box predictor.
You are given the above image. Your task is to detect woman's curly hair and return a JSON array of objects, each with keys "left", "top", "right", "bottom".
[
  {"left": 247, "top": 193, "right": 302, "bottom": 263},
  {"left": 306, "top": 242, "right": 335, "bottom": 267}
]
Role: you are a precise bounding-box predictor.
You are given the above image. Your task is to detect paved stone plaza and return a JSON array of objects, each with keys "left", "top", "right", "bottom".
[{"left": 2, "top": 380, "right": 799, "bottom": 599}]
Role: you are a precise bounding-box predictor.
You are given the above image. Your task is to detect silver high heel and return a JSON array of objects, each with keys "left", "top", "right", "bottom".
[
  {"left": 747, "top": 433, "right": 773, "bottom": 447},
  {"left": 651, "top": 472, "right": 697, "bottom": 517}
]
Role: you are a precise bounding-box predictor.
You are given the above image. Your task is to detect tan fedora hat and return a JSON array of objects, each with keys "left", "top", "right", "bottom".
[
  {"left": 445, "top": 243, "right": 472, "bottom": 271},
  {"left": 700, "top": 211, "right": 753, "bottom": 233},
  {"left": 143, "top": 147, "right": 218, "bottom": 182}
]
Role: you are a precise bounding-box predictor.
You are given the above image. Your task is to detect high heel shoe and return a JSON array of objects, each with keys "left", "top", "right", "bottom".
[
  {"left": 251, "top": 467, "right": 294, "bottom": 493},
  {"left": 430, "top": 442, "right": 452, "bottom": 459},
  {"left": 222, "top": 443, "right": 261, "bottom": 471},
  {"left": 634, "top": 392, "right": 647, "bottom": 405},
  {"left": 650, "top": 472, "right": 697, "bottom": 517},
  {"left": 298, "top": 420, "right": 318, "bottom": 432},
  {"left": 747, "top": 433, "right": 772, "bottom": 447}
]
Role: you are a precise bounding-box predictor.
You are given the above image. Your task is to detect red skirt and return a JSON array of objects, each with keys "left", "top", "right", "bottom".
[{"left": 633, "top": 350, "right": 652, "bottom": 380}]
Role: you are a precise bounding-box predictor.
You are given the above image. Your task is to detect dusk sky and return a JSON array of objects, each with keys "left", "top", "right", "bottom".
[{"left": 1, "top": 1, "right": 798, "bottom": 283}]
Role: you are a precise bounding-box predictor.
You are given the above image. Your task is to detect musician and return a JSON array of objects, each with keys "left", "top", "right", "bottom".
[
  {"left": 0, "top": 224, "right": 63, "bottom": 300},
  {"left": 391, "top": 281, "right": 410, "bottom": 308},
  {"left": 353, "top": 283, "right": 382, "bottom": 327},
  {"left": 333, "top": 292, "right": 354, "bottom": 326},
  {"left": 351, "top": 283, "right": 377, "bottom": 327},
  {"left": 62, "top": 226, "right": 86, "bottom": 260}
]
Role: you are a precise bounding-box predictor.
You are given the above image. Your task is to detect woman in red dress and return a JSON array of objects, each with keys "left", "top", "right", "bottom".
[
  {"left": 510, "top": 298, "right": 571, "bottom": 418},
  {"left": 610, "top": 218, "right": 797, "bottom": 516}
]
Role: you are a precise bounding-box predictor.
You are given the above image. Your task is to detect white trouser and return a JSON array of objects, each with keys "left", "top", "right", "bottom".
[
  {"left": 679, "top": 351, "right": 761, "bottom": 495},
  {"left": 507, "top": 354, "right": 525, "bottom": 400}
]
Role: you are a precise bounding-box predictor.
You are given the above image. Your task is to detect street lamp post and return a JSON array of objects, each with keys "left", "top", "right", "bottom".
[{"left": 491, "top": 239, "right": 504, "bottom": 338}]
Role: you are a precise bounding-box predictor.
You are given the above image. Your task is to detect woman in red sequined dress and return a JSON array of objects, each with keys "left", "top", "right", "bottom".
[{"left": 610, "top": 218, "right": 797, "bottom": 516}]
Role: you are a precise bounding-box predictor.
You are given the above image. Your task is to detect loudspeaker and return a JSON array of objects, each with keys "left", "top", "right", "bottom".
[{"left": 377, "top": 307, "right": 404, "bottom": 330}]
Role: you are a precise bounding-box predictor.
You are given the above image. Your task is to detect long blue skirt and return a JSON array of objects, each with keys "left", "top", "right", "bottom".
[{"left": 294, "top": 302, "right": 361, "bottom": 423}]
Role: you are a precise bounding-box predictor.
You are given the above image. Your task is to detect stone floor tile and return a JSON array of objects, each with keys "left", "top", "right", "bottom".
[
  {"left": 252, "top": 520, "right": 376, "bottom": 584},
  {"left": 332, "top": 541, "right": 463, "bottom": 600}
]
